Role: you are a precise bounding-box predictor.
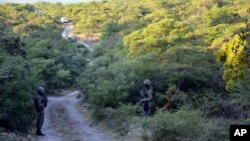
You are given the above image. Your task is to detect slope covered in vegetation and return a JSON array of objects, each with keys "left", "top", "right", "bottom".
[
  {"left": 0, "top": 0, "right": 250, "bottom": 140},
  {"left": 74, "top": 0, "right": 250, "bottom": 140}
]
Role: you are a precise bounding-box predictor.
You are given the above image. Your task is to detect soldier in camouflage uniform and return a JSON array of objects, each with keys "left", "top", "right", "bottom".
[
  {"left": 33, "top": 87, "right": 48, "bottom": 136},
  {"left": 140, "top": 79, "right": 153, "bottom": 117}
]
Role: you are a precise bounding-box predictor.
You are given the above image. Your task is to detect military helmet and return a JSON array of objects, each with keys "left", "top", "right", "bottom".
[
  {"left": 144, "top": 79, "right": 151, "bottom": 86},
  {"left": 37, "top": 87, "right": 45, "bottom": 95}
]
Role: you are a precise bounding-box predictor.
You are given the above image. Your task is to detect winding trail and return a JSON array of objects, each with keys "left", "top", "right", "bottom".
[
  {"left": 37, "top": 23, "right": 111, "bottom": 141},
  {"left": 61, "top": 23, "right": 97, "bottom": 51},
  {"left": 61, "top": 23, "right": 73, "bottom": 39},
  {"left": 38, "top": 91, "right": 113, "bottom": 141}
]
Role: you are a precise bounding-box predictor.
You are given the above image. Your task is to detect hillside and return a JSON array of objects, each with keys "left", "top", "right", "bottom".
[{"left": 1, "top": 0, "right": 250, "bottom": 141}]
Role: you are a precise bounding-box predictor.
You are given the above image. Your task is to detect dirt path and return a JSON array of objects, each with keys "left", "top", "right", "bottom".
[
  {"left": 37, "top": 24, "right": 113, "bottom": 141},
  {"left": 61, "top": 23, "right": 97, "bottom": 51},
  {"left": 61, "top": 23, "right": 73, "bottom": 39},
  {"left": 36, "top": 97, "right": 61, "bottom": 141},
  {"left": 37, "top": 90, "right": 113, "bottom": 141}
]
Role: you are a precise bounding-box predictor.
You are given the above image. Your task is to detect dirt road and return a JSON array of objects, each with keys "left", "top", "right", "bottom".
[
  {"left": 37, "top": 24, "right": 113, "bottom": 141},
  {"left": 61, "top": 23, "right": 73, "bottom": 39},
  {"left": 61, "top": 23, "right": 97, "bottom": 51},
  {"left": 37, "top": 90, "right": 113, "bottom": 141}
]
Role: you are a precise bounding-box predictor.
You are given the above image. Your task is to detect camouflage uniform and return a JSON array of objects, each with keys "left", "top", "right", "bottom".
[
  {"left": 33, "top": 87, "right": 47, "bottom": 136},
  {"left": 140, "top": 79, "right": 153, "bottom": 117}
]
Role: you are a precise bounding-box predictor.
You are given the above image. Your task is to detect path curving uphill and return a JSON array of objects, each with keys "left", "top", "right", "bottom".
[
  {"left": 61, "top": 23, "right": 97, "bottom": 51},
  {"left": 37, "top": 23, "right": 111, "bottom": 141}
]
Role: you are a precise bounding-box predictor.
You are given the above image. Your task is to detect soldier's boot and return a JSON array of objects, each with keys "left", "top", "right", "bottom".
[{"left": 36, "top": 128, "right": 46, "bottom": 136}]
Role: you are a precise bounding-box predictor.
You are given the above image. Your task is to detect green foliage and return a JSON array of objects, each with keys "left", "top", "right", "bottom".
[
  {"left": 23, "top": 25, "right": 88, "bottom": 92},
  {"left": 1, "top": 0, "right": 250, "bottom": 138},
  {"left": 217, "top": 25, "right": 250, "bottom": 91},
  {"left": 76, "top": 2, "right": 248, "bottom": 135},
  {"left": 0, "top": 3, "right": 88, "bottom": 132},
  {"left": 56, "top": 69, "right": 70, "bottom": 79},
  {"left": 205, "top": 5, "right": 241, "bottom": 26},
  {"left": 151, "top": 108, "right": 205, "bottom": 141},
  {"left": 151, "top": 108, "right": 228, "bottom": 141},
  {"left": 73, "top": 1, "right": 250, "bottom": 140},
  {"left": 162, "top": 47, "right": 219, "bottom": 91},
  {"left": 0, "top": 23, "right": 36, "bottom": 132},
  {"left": 78, "top": 52, "right": 168, "bottom": 112},
  {"left": 78, "top": 55, "right": 136, "bottom": 110},
  {"left": 124, "top": 19, "right": 192, "bottom": 58},
  {"left": 0, "top": 52, "right": 36, "bottom": 132}
]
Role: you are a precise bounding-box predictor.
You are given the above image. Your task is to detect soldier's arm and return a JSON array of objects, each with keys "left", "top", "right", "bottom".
[
  {"left": 142, "top": 89, "right": 153, "bottom": 102},
  {"left": 43, "top": 97, "right": 48, "bottom": 107},
  {"left": 140, "top": 90, "right": 144, "bottom": 98},
  {"left": 37, "top": 98, "right": 44, "bottom": 107}
]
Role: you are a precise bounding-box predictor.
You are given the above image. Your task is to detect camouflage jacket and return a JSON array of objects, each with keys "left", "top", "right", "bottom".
[
  {"left": 34, "top": 94, "right": 47, "bottom": 113},
  {"left": 140, "top": 87, "right": 153, "bottom": 103}
]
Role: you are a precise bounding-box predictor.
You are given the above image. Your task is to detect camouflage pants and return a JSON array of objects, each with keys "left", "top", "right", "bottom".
[
  {"left": 36, "top": 110, "right": 44, "bottom": 132},
  {"left": 143, "top": 102, "right": 150, "bottom": 116}
]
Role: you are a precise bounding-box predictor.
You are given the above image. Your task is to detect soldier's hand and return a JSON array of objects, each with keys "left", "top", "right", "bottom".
[{"left": 138, "top": 100, "right": 142, "bottom": 105}]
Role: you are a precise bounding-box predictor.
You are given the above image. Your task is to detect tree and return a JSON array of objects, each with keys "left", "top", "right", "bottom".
[{"left": 217, "top": 25, "right": 250, "bottom": 91}]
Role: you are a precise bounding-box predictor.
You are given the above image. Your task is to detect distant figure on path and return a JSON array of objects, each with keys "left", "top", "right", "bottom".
[
  {"left": 33, "top": 87, "right": 48, "bottom": 136},
  {"left": 140, "top": 79, "right": 153, "bottom": 117}
]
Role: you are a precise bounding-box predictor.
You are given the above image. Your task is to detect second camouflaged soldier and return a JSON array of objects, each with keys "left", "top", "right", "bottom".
[
  {"left": 140, "top": 79, "right": 153, "bottom": 117},
  {"left": 33, "top": 87, "right": 48, "bottom": 136}
]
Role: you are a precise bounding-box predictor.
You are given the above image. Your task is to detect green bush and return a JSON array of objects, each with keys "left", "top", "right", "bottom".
[
  {"left": 0, "top": 54, "right": 36, "bottom": 132},
  {"left": 150, "top": 108, "right": 228, "bottom": 141},
  {"left": 24, "top": 27, "right": 88, "bottom": 92},
  {"left": 150, "top": 108, "right": 205, "bottom": 141},
  {"left": 96, "top": 104, "right": 139, "bottom": 135},
  {"left": 217, "top": 25, "right": 250, "bottom": 92},
  {"left": 206, "top": 6, "right": 241, "bottom": 26},
  {"left": 202, "top": 120, "right": 228, "bottom": 141}
]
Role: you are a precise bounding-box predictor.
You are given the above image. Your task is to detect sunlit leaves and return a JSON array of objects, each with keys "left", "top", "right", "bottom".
[
  {"left": 124, "top": 19, "right": 192, "bottom": 58},
  {"left": 217, "top": 26, "right": 250, "bottom": 91}
]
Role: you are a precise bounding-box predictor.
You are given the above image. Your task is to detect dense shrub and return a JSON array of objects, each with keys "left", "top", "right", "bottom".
[
  {"left": 206, "top": 6, "right": 241, "bottom": 26},
  {"left": 151, "top": 109, "right": 204, "bottom": 141},
  {"left": 217, "top": 25, "right": 250, "bottom": 92},
  {"left": 23, "top": 26, "right": 88, "bottom": 93},
  {"left": 0, "top": 26, "right": 37, "bottom": 132},
  {"left": 150, "top": 108, "right": 228, "bottom": 141},
  {"left": 0, "top": 53, "right": 36, "bottom": 132}
]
